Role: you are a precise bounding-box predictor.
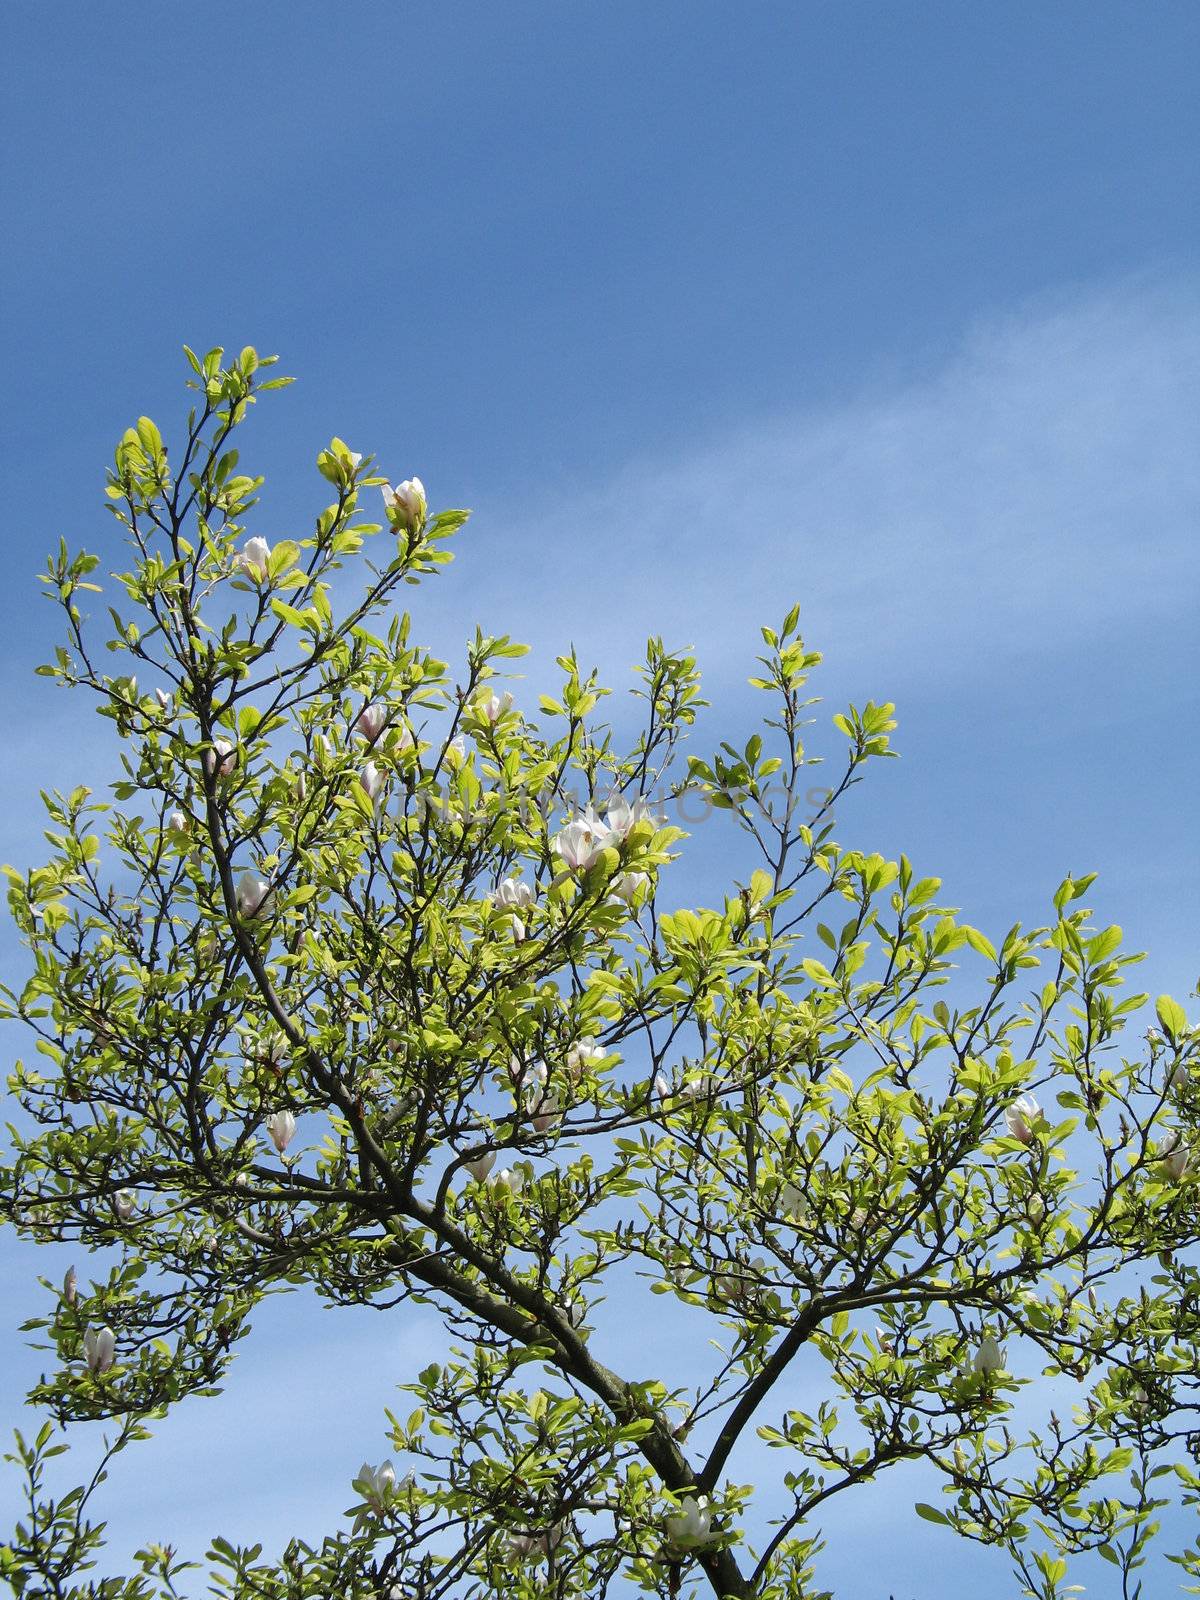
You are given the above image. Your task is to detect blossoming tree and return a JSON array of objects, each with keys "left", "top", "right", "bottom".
[{"left": 3, "top": 348, "right": 1199, "bottom": 1600}]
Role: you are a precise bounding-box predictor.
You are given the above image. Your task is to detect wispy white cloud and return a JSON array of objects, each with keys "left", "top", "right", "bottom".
[
  {"left": 6, "top": 272, "right": 1194, "bottom": 858},
  {"left": 419, "top": 272, "right": 1198, "bottom": 709}
]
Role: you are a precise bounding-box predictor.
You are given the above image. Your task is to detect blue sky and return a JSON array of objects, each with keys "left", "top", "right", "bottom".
[{"left": 1, "top": 4, "right": 1198, "bottom": 1595}]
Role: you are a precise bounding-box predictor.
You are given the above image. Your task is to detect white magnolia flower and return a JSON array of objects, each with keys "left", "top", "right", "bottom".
[
  {"left": 353, "top": 1460, "right": 412, "bottom": 1529},
  {"left": 1004, "top": 1093, "right": 1041, "bottom": 1144},
  {"left": 1167, "top": 1058, "right": 1193, "bottom": 1099},
  {"left": 465, "top": 1150, "right": 497, "bottom": 1183},
  {"left": 566, "top": 1037, "right": 604, "bottom": 1083},
  {"left": 777, "top": 1180, "right": 808, "bottom": 1223},
  {"left": 677, "top": 1070, "right": 722, "bottom": 1103},
  {"left": 1161, "top": 1131, "right": 1193, "bottom": 1182},
  {"left": 517, "top": 1061, "right": 559, "bottom": 1132},
  {"left": 359, "top": 760, "right": 384, "bottom": 801},
  {"left": 493, "top": 876, "right": 535, "bottom": 911},
  {"left": 506, "top": 1520, "right": 567, "bottom": 1563},
  {"left": 531, "top": 1091, "right": 563, "bottom": 1136},
  {"left": 973, "top": 1334, "right": 1005, "bottom": 1376},
  {"left": 265, "top": 1109, "right": 297, "bottom": 1155},
  {"left": 167, "top": 809, "right": 190, "bottom": 835},
  {"left": 236, "top": 871, "right": 274, "bottom": 919},
  {"left": 113, "top": 1188, "right": 136, "bottom": 1222},
  {"left": 444, "top": 734, "right": 467, "bottom": 767},
  {"left": 245, "top": 1035, "right": 287, "bottom": 1077},
  {"left": 490, "top": 1166, "right": 525, "bottom": 1196},
  {"left": 518, "top": 1523, "right": 569, "bottom": 1561},
  {"left": 610, "top": 870, "right": 649, "bottom": 906},
  {"left": 155, "top": 686, "right": 173, "bottom": 712},
  {"left": 474, "top": 689, "right": 514, "bottom": 726},
  {"left": 553, "top": 807, "right": 617, "bottom": 873},
  {"left": 654, "top": 1071, "right": 672, "bottom": 1101},
  {"left": 664, "top": 1494, "right": 715, "bottom": 1551},
  {"left": 203, "top": 738, "right": 237, "bottom": 778},
  {"left": 381, "top": 477, "right": 427, "bottom": 532},
  {"left": 233, "top": 536, "right": 272, "bottom": 580},
  {"left": 517, "top": 1057, "right": 548, "bottom": 1098},
  {"left": 357, "top": 1459, "right": 397, "bottom": 1503},
  {"left": 354, "top": 701, "right": 388, "bottom": 743},
  {"left": 84, "top": 1325, "right": 116, "bottom": 1375},
  {"left": 714, "top": 1257, "right": 768, "bottom": 1306},
  {"left": 604, "top": 794, "right": 664, "bottom": 839}
]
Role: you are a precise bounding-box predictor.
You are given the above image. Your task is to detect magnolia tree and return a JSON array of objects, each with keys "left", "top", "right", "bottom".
[{"left": 3, "top": 348, "right": 1200, "bottom": 1600}]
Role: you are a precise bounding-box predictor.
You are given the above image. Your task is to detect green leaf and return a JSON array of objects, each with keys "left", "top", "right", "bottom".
[
  {"left": 1157, "top": 994, "right": 1189, "bottom": 1042},
  {"left": 914, "top": 1502, "right": 950, "bottom": 1525}
]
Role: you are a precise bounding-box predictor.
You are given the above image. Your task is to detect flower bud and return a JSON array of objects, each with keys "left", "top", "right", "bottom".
[
  {"left": 63, "top": 1265, "right": 77, "bottom": 1306},
  {"left": 566, "top": 1037, "right": 604, "bottom": 1083},
  {"left": 1004, "top": 1093, "right": 1041, "bottom": 1144},
  {"left": 973, "top": 1334, "right": 1004, "bottom": 1376},
  {"left": 236, "top": 871, "right": 274, "bottom": 919},
  {"left": 354, "top": 701, "right": 388, "bottom": 743},
  {"left": 265, "top": 1109, "right": 297, "bottom": 1155},
  {"left": 1160, "top": 1131, "right": 1193, "bottom": 1182},
  {"left": 531, "top": 1092, "right": 562, "bottom": 1136},
  {"left": 84, "top": 1324, "right": 116, "bottom": 1374},
  {"left": 1167, "top": 1058, "right": 1192, "bottom": 1099},
  {"left": 203, "top": 738, "right": 237, "bottom": 779},
  {"left": 465, "top": 1150, "right": 497, "bottom": 1183},
  {"left": 359, "top": 760, "right": 384, "bottom": 802}
]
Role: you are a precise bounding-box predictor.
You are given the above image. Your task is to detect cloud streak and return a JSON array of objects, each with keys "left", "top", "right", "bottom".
[{"left": 424, "top": 271, "right": 1198, "bottom": 709}]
